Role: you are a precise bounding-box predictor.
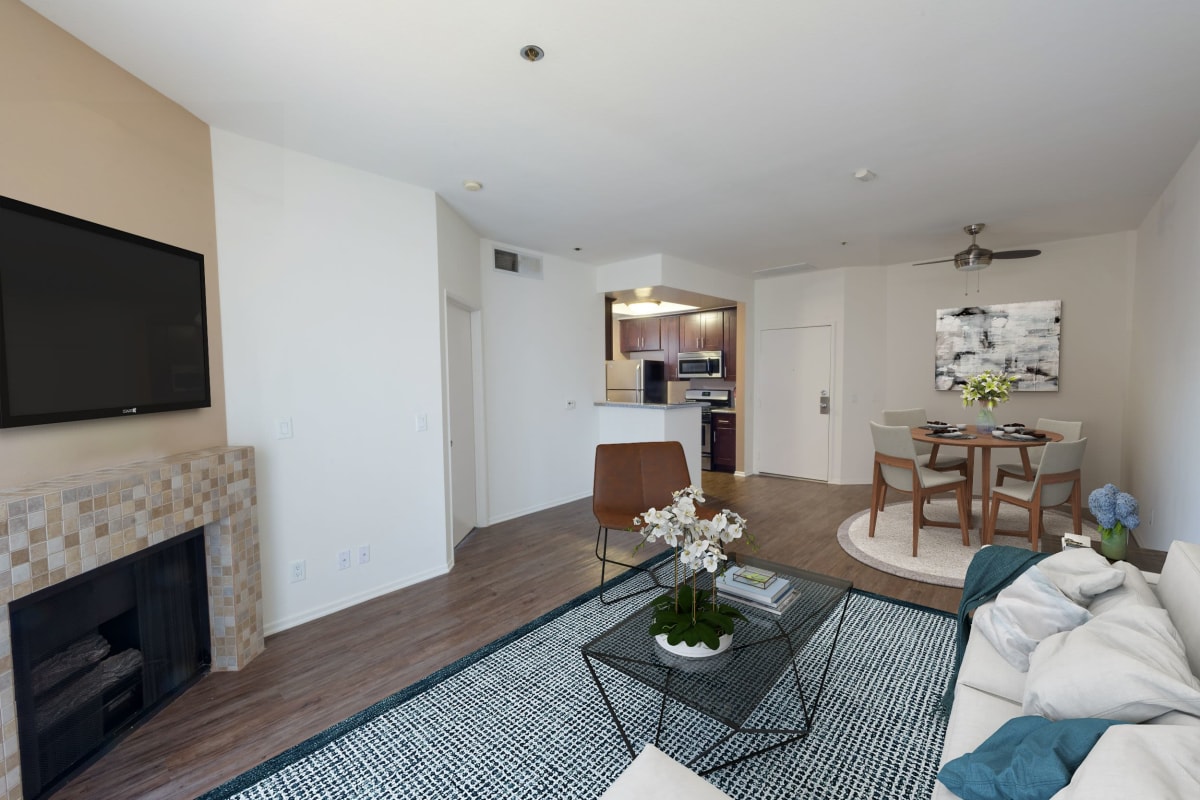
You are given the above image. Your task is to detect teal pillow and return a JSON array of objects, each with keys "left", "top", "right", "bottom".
[{"left": 937, "top": 716, "right": 1126, "bottom": 800}]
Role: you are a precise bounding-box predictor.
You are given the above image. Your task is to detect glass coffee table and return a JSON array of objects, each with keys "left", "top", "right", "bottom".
[{"left": 581, "top": 555, "right": 852, "bottom": 775}]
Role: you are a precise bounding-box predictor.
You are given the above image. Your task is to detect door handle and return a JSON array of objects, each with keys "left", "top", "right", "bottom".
[{"left": 819, "top": 390, "right": 830, "bottom": 415}]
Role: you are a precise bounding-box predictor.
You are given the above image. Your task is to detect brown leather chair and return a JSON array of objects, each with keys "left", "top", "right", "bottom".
[{"left": 593, "top": 441, "right": 716, "bottom": 604}]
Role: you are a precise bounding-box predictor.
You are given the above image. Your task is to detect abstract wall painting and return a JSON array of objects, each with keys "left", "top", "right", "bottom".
[{"left": 935, "top": 300, "right": 1061, "bottom": 391}]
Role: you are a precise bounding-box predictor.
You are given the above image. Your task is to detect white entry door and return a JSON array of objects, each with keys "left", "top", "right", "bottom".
[
  {"left": 447, "top": 302, "right": 477, "bottom": 546},
  {"left": 756, "top": 325, "right": 832, "bottom": 480}
]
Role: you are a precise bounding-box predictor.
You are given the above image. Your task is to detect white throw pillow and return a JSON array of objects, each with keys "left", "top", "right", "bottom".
[
  {"left": 1024, "top": 605, "right": 1200, "bottom": 722},
  {"left": 1088, "top": 561, "right": 1162, "bottom": 616},
  {"left": 1035, "top": 547, "right": 1125, "bottom": 604},
  {"left": 1048, "top": 726, "right": 1200, "bottom": 799},
  {"left": 973, "top": 568, "right": 1092, "bottom": 672}
]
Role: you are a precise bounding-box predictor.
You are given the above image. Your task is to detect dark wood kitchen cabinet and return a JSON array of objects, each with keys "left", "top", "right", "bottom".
[
  {"left": 619, "top": 317, "right": 661, "bottom": 353},
  {"left": 678, "top": 311, "right": 723, "bottom": 352},
  {"left": 662, "top": 315, "right": 680, "bottom": 380},
  {"left": 723, "top": 309, "right": 737, "bottom": 381},
  {"left": 711, "top": 413, "right": 736, "bottom": 472}
]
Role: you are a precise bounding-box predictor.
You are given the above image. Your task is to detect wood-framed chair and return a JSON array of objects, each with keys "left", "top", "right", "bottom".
[
  {"left": 995, "top": 418, "right": 1083, "bottom": 486},
  {"left": 986, "top": 438, "right": 1088, "bottom": 551},
  {"left": 592, "top": 441, "right": 717, "bottom": 604},
  {"left": 869, "top": 422, "right": 970, "bottom": 557},
  {"left": 879, "top": 408, "right": 970, "bottom": 509}
]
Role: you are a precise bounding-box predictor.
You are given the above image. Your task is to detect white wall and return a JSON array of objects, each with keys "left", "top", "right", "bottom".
[
  {"left": 212, "top": 130, "right": 449, "bottom": 633},
  {"left": 841, "top": 267, "right": 890, "bottom": 482},
  {"left": 884, "top": 232, "right": 1136, "bottom": 497},
  {"left": 436, "top": 197, "right": 484, "bottom": 553},
  {"left": 1128, "top": 137, "right": 1200, "bottom": 549},
  {"left": 482, "top": 241, "right": 604, "bottom": 523}
]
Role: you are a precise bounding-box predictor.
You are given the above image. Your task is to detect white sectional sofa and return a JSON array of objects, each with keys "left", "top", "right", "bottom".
[{"left": 935, "top": 541, "right": 1200, "bottom": 799}]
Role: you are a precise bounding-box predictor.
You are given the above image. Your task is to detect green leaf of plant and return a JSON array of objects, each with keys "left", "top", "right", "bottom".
[{"left": 698, "top": 625, "right": 720, "bottom": 650}]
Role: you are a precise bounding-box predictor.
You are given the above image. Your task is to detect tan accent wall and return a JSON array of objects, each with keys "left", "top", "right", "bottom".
[{"left": 0, "top": 2, "right": 226, "bottom": 487}]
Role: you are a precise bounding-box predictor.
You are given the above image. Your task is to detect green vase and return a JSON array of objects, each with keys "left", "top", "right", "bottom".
[
  {"left": 1100, "top": 528, "right": 1128, "bottom": 561},
  {"left": 976, "top": 406, "right": 996, "bottom": 433}
]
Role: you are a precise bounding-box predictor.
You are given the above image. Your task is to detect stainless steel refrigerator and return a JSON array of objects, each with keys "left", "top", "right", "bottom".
[{"left": 605, "top": 359, "right": 666, "bottom": 404}]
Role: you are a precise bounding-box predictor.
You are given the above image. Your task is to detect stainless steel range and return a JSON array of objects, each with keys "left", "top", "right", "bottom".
[{"left": 684, "top": 388, "right": 732, "bottom": 470}]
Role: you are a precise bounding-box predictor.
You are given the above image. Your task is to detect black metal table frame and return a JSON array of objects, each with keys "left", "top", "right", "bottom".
[{"left": 582, "top": 574, "right": 853, "bottom": 776}]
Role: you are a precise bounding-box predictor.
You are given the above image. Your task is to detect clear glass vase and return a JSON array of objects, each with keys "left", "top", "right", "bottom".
[{"left": 976, "top": 405, "right": 996, "bottom": 433}]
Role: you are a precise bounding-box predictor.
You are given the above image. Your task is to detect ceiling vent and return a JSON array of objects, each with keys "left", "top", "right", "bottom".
[
  {"left": 752, "top": 263, "right": 817, "bottom": 279},
  {"left": 493, "top": 248, "right": 543, "bottom": 279}
]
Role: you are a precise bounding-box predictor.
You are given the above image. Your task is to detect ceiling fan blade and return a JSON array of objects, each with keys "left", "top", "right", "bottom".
[
  {"left": 991, "top": 249, "right": 1042, "bottom": 259},
  {"left": 912, "top": 257, "right": 956, "bottom": 266}
]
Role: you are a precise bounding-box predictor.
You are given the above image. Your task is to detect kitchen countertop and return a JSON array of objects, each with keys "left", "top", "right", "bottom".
[{"left": 594, "top": 402, "right": 698, "bottom": 410}]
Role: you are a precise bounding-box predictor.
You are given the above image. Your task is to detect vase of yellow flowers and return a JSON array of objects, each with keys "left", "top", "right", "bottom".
[{"left": 960, "top": 370, "right": 1017, "bottom": 433}]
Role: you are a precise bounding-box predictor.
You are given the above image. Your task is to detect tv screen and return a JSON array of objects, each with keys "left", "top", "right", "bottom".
[{"left": 0, "top": 196, "right": 211, "bottom": 428}]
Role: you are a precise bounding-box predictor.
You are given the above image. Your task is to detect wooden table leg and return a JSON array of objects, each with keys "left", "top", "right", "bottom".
[
  {"left": 966, "top": 448, "right": 977, "bottom": 528},
  {"left": 980, "top": 447, "right": 993, "bottom": 544}
]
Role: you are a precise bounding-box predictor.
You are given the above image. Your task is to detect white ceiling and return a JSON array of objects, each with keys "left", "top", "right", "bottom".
[{"left": 25, "top": 0, "right": 1200, "bottom": 275}]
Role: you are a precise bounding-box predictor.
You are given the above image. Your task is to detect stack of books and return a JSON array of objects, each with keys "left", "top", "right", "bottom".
[{"left": 715, "top": 565, "right": 796, "bottom": 615}]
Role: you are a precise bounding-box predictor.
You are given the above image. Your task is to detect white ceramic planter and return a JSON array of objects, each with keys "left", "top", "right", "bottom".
[{"left": 654, "top": 632, "right": 733, "bottom": 658}]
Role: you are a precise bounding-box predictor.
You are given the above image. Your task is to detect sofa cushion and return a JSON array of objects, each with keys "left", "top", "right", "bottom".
[
  {"left": 1034, "top": 548, "right": 1124, "bottom": 605},
  {"left": 1023, "top": 605, "right": 1200, "bottom": 722},
  {"left": 973, "top": 568, "right": 1092, "bottom": 672},
  {"left": 1155, "top": 541, "right": 1200, "bottom": 677},
  {"left": 599, "top": 743, "right": 732, "bottom": 800},
  {"left": 958, "top": 618, "right": 1028, "bottom": 704},
  {"left": 1087, "top": 560, "right": 1161, "bottom": 616},
  {"left": 938, "top": 715, "right": 1125, "bottom": 800},
  {"left": 1048, "top": 725, "right": 1200, "bottom": 799}
]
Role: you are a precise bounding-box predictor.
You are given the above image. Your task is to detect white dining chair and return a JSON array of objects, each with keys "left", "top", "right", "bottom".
[
  {"left": 880, "top": 407, "right": 969, "bottom": 508},
  {"left": 995, "top": 418, "right": 1083, "bottom": 486},
  {"left": 986, "top": 438, "right": 1088, "bottom": 551},
  {"left": 869, "top": 422, "right": 971, "bottom": 557}
]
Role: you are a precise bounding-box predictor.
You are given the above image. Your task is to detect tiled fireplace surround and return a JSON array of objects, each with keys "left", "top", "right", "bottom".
[{"left": 0, "top": 446, "right": 263, "bottom": 800}]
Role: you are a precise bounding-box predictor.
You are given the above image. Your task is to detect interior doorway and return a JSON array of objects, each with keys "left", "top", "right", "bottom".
[
  {"left": 446, "top": 300, "right": 478, "bottom": 546},
  {"left": 756, "top": 325, "right": 832, "bottom": 480}
]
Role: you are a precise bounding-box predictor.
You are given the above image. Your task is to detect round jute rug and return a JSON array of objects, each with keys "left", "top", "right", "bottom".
[{"left": 836, "top": 499, "right": 1101, "bottom": 588}]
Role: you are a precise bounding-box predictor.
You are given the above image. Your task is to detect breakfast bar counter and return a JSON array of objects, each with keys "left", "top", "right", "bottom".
[{"left": 596, "top": 402, "right": 702, "bottom": 482}]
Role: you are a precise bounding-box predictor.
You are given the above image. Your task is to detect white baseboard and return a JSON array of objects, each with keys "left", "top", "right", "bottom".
[
  {"left": 264, "top": 563, "right": 451, "bottom": 636},
  {"left": 486, "top": 489, "right": 591, "bottom": 526}
]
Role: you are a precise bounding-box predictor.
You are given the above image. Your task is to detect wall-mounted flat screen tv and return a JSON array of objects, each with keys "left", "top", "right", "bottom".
[{"left": 0, "top": 196, "right": 211, "bottom": 428}]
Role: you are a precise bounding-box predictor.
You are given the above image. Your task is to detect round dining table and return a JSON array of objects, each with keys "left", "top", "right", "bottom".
[{"left": 910, "top": 425, "right": 1064, "bottom": 540}]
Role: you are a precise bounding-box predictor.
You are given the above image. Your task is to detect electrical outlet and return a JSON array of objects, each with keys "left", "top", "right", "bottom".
[
  {"left": 289, "top": 560, "right": 306, "bottom": 583},
  {"left": 358, "top": 544, "right": 370, "bottom": 564},
  {"left": 337, "top": 550, "right": 352, "bottom": 570}
]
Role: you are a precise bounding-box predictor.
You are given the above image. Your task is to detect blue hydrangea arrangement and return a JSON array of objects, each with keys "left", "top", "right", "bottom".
[{"left": 1087, "top": 483, "right": 1139, "bottom": 559}]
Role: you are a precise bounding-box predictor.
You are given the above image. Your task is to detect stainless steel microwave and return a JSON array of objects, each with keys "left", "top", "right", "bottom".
[{"left": 678, "top": 351, "right": 723, "bottom": 379}]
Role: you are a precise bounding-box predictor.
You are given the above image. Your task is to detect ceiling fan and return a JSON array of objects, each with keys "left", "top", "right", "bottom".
[{"left": 913, "top": 224, "right": 1041, "bottom": 271}]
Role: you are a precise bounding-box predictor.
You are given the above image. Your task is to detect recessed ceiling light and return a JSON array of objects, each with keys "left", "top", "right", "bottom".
[
  {"left": 520, "top": 45, "right": 544, "bottom": 62},
  {"left": 463, "top": 180, "right": 483, "bottom": 192},
  {"left": 853, "top": 168, "right": 877, "bottom": 182}
]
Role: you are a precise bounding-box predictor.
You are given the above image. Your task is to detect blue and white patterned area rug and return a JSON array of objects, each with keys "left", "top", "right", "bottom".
[{"left": 198, "top": 560, "right": 956, "bottom": 800}]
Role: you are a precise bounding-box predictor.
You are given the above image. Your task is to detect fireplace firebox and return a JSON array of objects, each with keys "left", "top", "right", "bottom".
[{"left": 10, "top": 528, "right": 211, "bottom": 800}]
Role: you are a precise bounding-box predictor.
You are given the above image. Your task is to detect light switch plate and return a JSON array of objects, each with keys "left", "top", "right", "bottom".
[{"left": 276, "top": 417, "right": 294, "bottom": 439}]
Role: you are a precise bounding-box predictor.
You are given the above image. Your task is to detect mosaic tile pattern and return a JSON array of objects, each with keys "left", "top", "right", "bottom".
[{"left": 0, "top": 446, "right": 263, "bottom": 800}]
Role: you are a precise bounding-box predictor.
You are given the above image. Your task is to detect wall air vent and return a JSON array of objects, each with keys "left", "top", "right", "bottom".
[
  {"left": 492, "top": 247, "right": 543, "bottom": 279},
  {"left": 494, "top": 249, "right": 519, "bottom": 272}
]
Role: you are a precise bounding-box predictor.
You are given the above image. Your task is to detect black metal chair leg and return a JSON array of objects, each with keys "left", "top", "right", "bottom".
[{"left": 596, "top": 526, "right": 667, "bottom": 605}]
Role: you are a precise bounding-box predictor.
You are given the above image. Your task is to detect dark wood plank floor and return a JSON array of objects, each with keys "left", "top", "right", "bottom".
[{"left": 54, "top": 473, "right": 961, "bottom": 800}]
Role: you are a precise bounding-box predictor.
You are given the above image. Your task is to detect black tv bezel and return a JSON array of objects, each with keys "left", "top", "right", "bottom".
[{"left": 0, "top": 195, "right": 212, "bottom": 429}]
